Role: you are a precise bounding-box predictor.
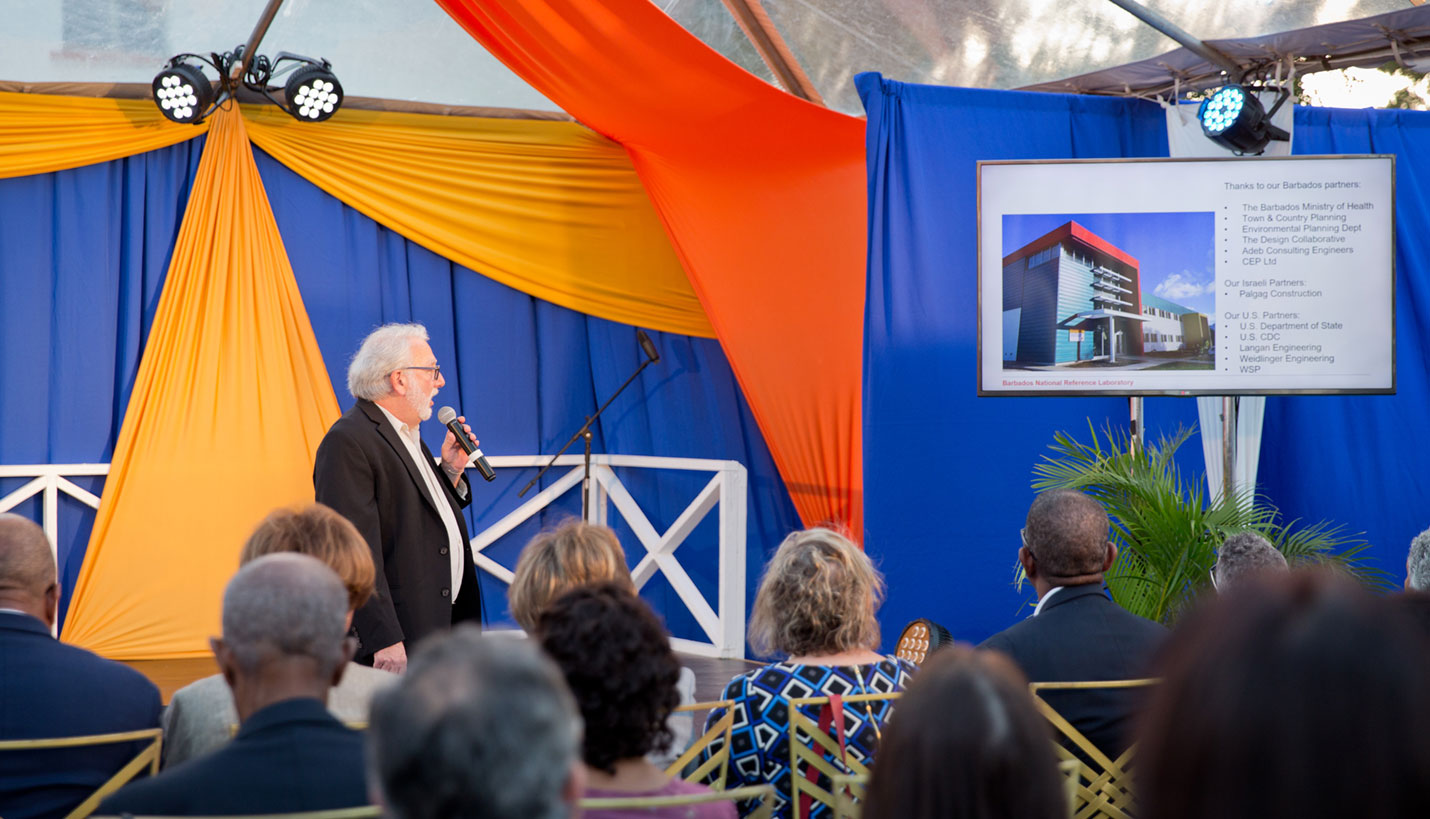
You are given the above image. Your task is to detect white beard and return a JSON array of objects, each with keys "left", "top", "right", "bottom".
[{"left": 407, "top": 385, "right": 434, "bottom": 422}]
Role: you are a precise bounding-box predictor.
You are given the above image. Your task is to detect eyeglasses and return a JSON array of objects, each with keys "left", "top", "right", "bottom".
[{"left": 396, "top": 365, "right": 441, "bottom": 377}]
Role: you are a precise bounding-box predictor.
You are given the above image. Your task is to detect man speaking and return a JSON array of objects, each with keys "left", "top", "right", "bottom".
[{"left": 315, "top": 323, "right": 482, "bottom": 673}]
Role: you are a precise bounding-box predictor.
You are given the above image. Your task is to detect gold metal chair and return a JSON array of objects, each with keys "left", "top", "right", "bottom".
[
  {"left": 0, "top": 727, "right": 164, "bottom": 819},
  {"left": 581, "top": 783, "right": 775, "bottom": 818},
  {"left": 1058, "top": 758, "right": 1083, "bottom": 819},
  {"left": 663, "top": 699, "right": 735, "bottom": 787},
  {"left": 1027, "top": 679, "right": 1159, "bottom": 819},
  {"left": 830, "top": 773, "right": 868, "bottom": 819},
  {"left": 788, "top": 692, "right": 901, "bottom": 819}
]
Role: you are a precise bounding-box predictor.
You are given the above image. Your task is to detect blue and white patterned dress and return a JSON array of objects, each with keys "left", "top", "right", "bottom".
[{"left": 700, "top": 657, "right": 917, "bottom": 819}]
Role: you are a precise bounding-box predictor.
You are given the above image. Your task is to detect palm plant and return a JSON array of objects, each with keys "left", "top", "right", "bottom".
[{"left": 1025, "top": 421, "right": 1388, "bottom": 624}]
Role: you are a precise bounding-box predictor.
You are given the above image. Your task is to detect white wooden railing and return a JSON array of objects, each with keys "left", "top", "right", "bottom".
[
  {"left": 480, "top": 454, "right": 747, "bottom": 659},
  {"left": 0, "top": 455, "right": 749, "bottom": 659}
]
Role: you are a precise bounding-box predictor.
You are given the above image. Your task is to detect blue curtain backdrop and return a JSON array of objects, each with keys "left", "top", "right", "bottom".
[
  {"left": 1259, "top": 107, "right": 1430, "bottom": 587},
  {"left": 0, "top": 138, "right": 799, "bottom": 651},
  {"left": 254, "top": 147, "right": 800, "bottom": 644},
  {"left": 0, "top": 137, "right": 207, "bottom": 628},
  {"left": 859, "top": 74, "right": 1429, "bottom": 648},
  {"left": 859, "top": 74, "right": 1207, "bottom": 647}
]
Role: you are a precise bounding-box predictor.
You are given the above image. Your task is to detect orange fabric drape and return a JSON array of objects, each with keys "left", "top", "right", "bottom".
[
  {"left": 0, "top": 91, "right": 206, "bottom": 178},
  {"left": 436, "top": 0, "right": 867, "bottom": 535},
  {"left": 62, "top": 107, "right": 341, "bottom": 659}
]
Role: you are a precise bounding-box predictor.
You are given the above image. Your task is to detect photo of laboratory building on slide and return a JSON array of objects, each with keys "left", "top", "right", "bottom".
[{"left": 1001, "top": 213, "right": 1214, "bottom": 371}]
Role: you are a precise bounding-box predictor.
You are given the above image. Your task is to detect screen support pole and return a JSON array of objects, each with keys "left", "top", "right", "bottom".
[
  {"left": 1128, "top": 396, "right": 1144, "bottom": 453},
  {"left": 1221, "top": 396, "right": 1237, "bottom": 501}
]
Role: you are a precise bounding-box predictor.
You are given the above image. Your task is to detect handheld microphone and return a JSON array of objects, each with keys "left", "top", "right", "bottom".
[
  {"left": 637, "top": 329, "right": 660, "bottom": 363},
  {"left": 437, "top": 406, "right": 496, "bottom": 482}
]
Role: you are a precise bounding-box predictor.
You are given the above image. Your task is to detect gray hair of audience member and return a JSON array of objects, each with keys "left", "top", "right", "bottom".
[
  {"left": 1024, "top": 489, "right": 1110, "bottom": 581},
  {"left": 1213, "top": 532, "right": 1288, "bottom": 592},
  {"left": 369, "top": 626, "right": 582, "bottom": 819},
  {"left": 346, "top": 322, "right": 429, "bottom": 401},
  {"left": 1407, "top": 527, "right": 1430, "bottom": 591},
  {"left": 221, "top": 553, "right": 350, "bottom": 677}
]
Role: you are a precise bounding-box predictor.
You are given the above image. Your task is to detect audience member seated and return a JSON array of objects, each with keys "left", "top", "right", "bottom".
[
  {"left": 1404, "top": 524, "right": 1430, "bottom": 591},
  {"left": 163, "top": 504, "right": 396, "bottom": 767},
  {"left": 537, "top": 582, "right": 735, "bottom": 819},
  {"left": 98, "top": 554, "right": 369, "bottom": 815},
  {"left": 0, "top": 514, "right": 162, "bottom": 819},
  {"left": 979, "top": 489, "right": 1166, "bottom": 760},
  {"left": 1137, "top": 571, "right": 1430, "bottom": 819},
  {"left": 863, "top": 645, "right": 1066, "bottom": 819},
  {"left": 368, "top": 625, "right": 584, "bottom": 819},
  {"left": 702, "top": 527, "right": 916, "bottom": 819},
  {"left": 1211, "top": 532, "right": 1287, "bottom": 593},
  {"left": 510, "top": 519, "right": 695, "bottom": 767}
]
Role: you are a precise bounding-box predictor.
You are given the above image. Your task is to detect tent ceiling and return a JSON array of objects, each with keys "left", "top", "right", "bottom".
[{"left": 0, "top": 1, "right": 1422, "bottom": 116}]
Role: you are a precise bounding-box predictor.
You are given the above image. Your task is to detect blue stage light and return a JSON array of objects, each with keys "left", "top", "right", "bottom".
[{"left": 1197, "top": 84, "right": 1289, "bottom": 155}]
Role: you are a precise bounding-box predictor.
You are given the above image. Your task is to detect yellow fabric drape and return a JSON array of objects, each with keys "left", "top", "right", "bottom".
[
  {"left": 62, "top": 107, "right": 341, "bottom": 660},
  {"left": 0, "top": 91, "right": 205, "bottom": 178},
  {"left": 241, "top": 105, "right": 713, "bottom": 337}
]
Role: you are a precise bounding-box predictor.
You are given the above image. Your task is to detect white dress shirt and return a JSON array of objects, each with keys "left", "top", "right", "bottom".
[
  {"left": 375, "top": 404, "right": 466, "bottom": 602},
  {"left": 1032, "top": 585, "right": 1065, "bottom": 617}
]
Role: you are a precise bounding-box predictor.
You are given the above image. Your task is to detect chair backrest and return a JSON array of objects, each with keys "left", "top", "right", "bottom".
[
  {"left": 0, "top": 727, "right": 163, "bottom": 819},
  {"left": 581, "top": 783, "right": 775, "bottom": 819},
  {"left": 830, "top": 773, "right": 868, "bottom": 819},
  {"left": 664, "top": 699, "right": 735, "bottom": 787},
  {"left": 787, "top": 692, "right": 901, "bottom": 819},
  {"left": 105, "top": 808, "right": 381, "bottom": 819},
  {"left": 1027, "top": 679, "right": 1159, "bottom": 819}
]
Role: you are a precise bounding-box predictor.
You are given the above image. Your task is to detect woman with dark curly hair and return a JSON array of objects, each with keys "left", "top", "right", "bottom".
[
  {"left": 537, "top": 582, "right": 735, "bottom": 819},
  {"left": 700, "top": 528, "right": 916, "bottom": 819}
]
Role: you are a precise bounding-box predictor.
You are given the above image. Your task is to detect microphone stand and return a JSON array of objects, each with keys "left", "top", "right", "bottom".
[{"left": 518, "top": 341, "right": 660, "bottom": 520}]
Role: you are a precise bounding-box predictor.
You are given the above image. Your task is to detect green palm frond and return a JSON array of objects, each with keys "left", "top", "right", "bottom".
[{"left": 1027, "top": 421, "right": 1382, "bottom": 624}]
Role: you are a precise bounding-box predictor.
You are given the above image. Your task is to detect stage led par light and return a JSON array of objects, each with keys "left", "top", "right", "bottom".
[
  {"left": 245, "top": 53, "right": 344, "bottom": 123},
  {"left": 151, "top": 58, "right": 218, "bottom": 124},
  {"left": 1197, "top": 84, "right": 1290, "bottom": 155},
  {"left": 895, "top": 618, "right": 953, "bottom": 665}
]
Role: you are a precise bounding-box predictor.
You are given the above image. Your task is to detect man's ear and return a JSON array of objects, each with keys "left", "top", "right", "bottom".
[
  {"left": 211, "top": 637, "right": 239, "bottom": 688},
  {"left": 41, "top": 582, "right": 60, "bottom": 629},
  {"left": 388, "top": 368, "right": 407, "bottom": 397},
  {"left": 332, "top": 636, "right": 358, "bottom": 687},
  {"left": 1018, "top": 545, "right": 1038, "bottom": 580},
  {"left": 1103, "top": 541, "right": 1119, "bottom": 571},
  {"left": 563, "top": 759, "right": 586, "bottom": 815}
]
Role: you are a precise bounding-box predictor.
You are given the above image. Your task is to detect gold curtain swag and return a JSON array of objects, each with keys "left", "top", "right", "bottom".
[
  {"left": 241, "top": 105, "right": 712, "bottom": 337},
  {"left": 0, "top": 91, "right": 206, "bottom": 178},
  {"left": 0, "top": 91, "right": 709, "bottom": 337},
  {"left": 62, "top": 107, "right": 342, "bottom": 660}
]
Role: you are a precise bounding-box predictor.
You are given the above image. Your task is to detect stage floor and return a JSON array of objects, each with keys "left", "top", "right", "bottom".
[{"left": 124, "top": 651, "right": 763, "bottom": 704}]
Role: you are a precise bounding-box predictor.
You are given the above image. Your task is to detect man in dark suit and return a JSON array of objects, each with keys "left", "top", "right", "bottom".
[
  {"left": 980, "top": 490, "right": 1167, "bottom": 759},
  {"left": 315, "top": 323, "right": 482, "bottom": 673},
  {"left": 98, "top": 553, "right": 369, "bottom": 815},
  {"left": 0, "top": 514, "right": 162, "bottom": 819}
]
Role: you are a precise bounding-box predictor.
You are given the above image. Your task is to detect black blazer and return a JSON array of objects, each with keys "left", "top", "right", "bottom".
[
  {"left": 97, "top": 698, "right": 368, "bottom": 816},
  {"left": 314, "top": 399, "right": 481, "bottom": 660},
  {"left": 979, "top": 583, "right": 1167, "bottom": 758},
  {"left": 0, "top": 613, "right": 163, "bottom": 819}
]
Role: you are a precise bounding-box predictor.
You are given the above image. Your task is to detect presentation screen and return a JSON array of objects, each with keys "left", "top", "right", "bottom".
[{"left": 978, "top": 156, "right": 1394, "bottom": 396}]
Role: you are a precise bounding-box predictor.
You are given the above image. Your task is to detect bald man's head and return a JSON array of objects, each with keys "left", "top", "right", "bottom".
[{"left": 0, "top": 514, "right": 59, "bottom": 625}]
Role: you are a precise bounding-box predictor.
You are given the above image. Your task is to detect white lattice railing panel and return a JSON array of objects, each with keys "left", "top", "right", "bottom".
[
  {"left": 477, "top": 454, "right": 747, "bottom": 658},
  {"left": 0, "top": 464, "right": 109, "bottom": 567}
]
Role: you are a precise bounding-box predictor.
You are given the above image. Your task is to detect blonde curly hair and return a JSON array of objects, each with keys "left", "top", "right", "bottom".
[
  {"left": 508, "top": 519, "right": 633, "bottom": 632},
  {"left": 749, "top": 527, "right": 884, "bottom": 658}
]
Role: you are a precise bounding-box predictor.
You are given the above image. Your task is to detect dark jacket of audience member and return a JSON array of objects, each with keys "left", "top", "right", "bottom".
[
  {"left": 537, "top": 582, "right": 733, "bottom": 819},
  {"left": 1137, "top": 571, "right": 1430, "bottom": 819},
  {"left": 0, "top": 514, "right": 162, "bottom": 819},
  {"left": 979, "top": 490, "right": 1166, "bottom": 759},
  {"left": 99, "top": 554, "right": 369, "bottom": 816},
  {"left": 863, "top": 645, "right": 1066, "bottom": 819}
]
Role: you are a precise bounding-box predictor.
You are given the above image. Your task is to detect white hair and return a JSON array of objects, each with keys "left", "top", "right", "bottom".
[
  {"left": 347, "top": 323, "right": 429, "bottom": 401},
  {"left": 222, "top": 553, "right": 349, "bottom": 676},
  {"left": 1408, "top": 528, "right": 1430, "bottom": 592},
  {"left": 369, "top": 628, "right": 581, "bottom": 819}
]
